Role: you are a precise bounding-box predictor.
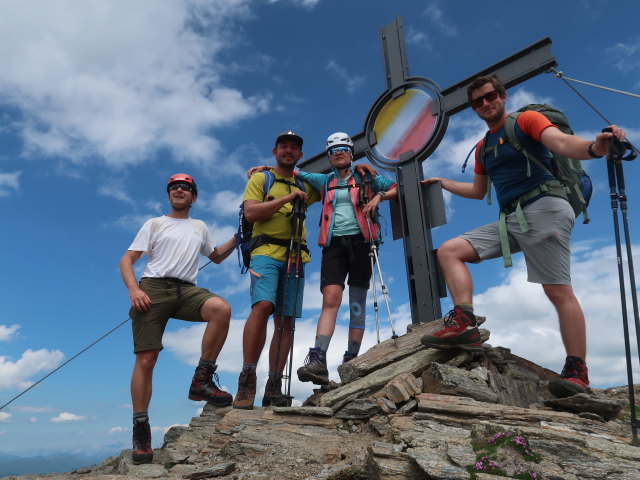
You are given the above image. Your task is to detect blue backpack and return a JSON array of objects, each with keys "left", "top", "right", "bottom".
[{"left": 236, "top": 171, "right": 306, "bottom": 273}]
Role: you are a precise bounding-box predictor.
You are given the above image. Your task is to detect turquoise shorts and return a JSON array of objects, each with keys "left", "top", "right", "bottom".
[{"left": 249, "top": 255, "right": 305, "bottom": 318}]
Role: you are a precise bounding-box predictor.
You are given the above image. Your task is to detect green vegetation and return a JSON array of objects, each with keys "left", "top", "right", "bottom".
[{"left": 467, "top": 431, "right": 543, "bottom": 480}]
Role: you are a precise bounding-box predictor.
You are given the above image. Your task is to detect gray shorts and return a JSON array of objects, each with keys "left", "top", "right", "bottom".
[{"left": 460, "top": 196, "right": 575, "bottom": 285}]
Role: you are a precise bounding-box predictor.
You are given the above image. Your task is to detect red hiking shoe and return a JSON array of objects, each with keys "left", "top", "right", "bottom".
[
  {"left": 549, "top": 356, "right": 591, "bottom": 397},
  {"left": 420, "top": 307, "right": 483, "bottom": 352},
  {"left": 188, "top": 366, "right": 233, "bottom": 406}
]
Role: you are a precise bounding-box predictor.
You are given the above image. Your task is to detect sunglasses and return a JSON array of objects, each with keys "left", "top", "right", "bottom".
[
  {"left": 328, "top": 146, "right": 351, "bottom": 156},
  {"left": 168, "top": 182, "right": 193, "bottom": 192},
  {"left": 470, "top": 90, "right": 500, "bottom": 109}
]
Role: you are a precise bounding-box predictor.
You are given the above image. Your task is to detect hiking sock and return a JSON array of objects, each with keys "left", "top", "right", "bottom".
[
  {"left": 347, "top": 339, "right": 361, "bottom": 356},
  {"left": 349, "top": 286, "right": 367, "bottom": 330},
  {"left": 455, "top": 304, "right": 474, "bottom": 313},
  {"left": 314, "top": 335, "right": 331, "bottom": 352},
  {"left": 242, "top": 363, "right": 257, "bottom": 373},
  {"left": 198, "top": 358, "right": 217, "bottom": 372},
  {"left": 133, "top": 411, "right": 149, "bottom": 424}
]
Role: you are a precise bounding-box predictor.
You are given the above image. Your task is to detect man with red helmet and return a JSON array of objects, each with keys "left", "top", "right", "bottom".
[{"left": 119, "top": 173, "right": 236, "bottom": 464}]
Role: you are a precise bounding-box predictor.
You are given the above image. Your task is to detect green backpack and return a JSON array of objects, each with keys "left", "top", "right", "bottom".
[{"left": 479, "top": 104, "right": 593, "bottom": 267}]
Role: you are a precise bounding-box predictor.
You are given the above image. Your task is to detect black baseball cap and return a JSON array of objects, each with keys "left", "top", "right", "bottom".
[{"left": 275, "top": 130, "right": 303, "bottom": 148}]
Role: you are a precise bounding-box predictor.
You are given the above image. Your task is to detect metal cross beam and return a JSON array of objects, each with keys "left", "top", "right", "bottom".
[{"left": 297, "top": 16, "right": 557, "bottom": 325}]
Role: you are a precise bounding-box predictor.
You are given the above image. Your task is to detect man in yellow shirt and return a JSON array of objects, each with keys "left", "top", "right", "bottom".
[{"left": 233, "top": 131, "right": 320, "bottom": 409}]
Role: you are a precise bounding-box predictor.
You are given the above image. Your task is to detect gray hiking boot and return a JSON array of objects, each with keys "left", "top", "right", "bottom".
[{"left": 297, "top": 348, "right": 329, "bottom": 385}]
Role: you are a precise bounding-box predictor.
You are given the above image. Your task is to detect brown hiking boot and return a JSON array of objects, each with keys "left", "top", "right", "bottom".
[
  {"left": 233, "top": 370, "right": 256, "bottom": 410},
  {"left": 262, "top": 373, "right": 289, "bottom": 407},
  {"left": 131, "top": 419, "right": 153, "bottom": 465},
  {"left": 188, "top": 366, "right": 232, "bottom": 406}
]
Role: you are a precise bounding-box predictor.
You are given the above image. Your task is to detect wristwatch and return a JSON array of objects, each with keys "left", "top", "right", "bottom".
[{"left": 377, "top": 191, "right": 386, "bottom": 201}]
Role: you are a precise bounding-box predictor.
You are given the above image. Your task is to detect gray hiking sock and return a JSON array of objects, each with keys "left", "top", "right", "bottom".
[
  {"left": 349, "top": 286, "right": 367, "bottom": 330},
  {"left": 314, "top": 335, "right": 331, "bottom": 352},
  {"left": 346, "top": 339, "right": 361, "bottom": 356},
  {"left": 198, "top": 358, "right": 217, "bottom": 371},
  {"left": 242, "top": 363, "right": 257, "bottom": 373},
  {"left": 456, "top": 303, "right": 474, "bottom": 313},
  {"left": 133, "top": 411, "right": 149, "bottom": 424}
]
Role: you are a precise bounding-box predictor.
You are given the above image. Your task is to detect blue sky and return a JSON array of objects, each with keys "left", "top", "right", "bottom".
[{"left": 1, "top": 0, "right": 639, "bottom": 457}]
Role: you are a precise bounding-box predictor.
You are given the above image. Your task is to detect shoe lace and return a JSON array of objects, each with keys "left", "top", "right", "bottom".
[
  {"left": 304, "top": 349, "right": 320, "bottom": 366},
  {"left": 442, "top": 309, "right": 458, "bottom": 327}
]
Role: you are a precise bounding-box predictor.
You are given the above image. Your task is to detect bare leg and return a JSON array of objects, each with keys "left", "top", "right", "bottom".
[
  {"left": 199, "top": 297, "right": 231, "bottom": 361},
  {"left": 242, "top": 301, "right": 273, "bottom": 364},
  {"left": 543, "top": 284, "right": 587, "bottom": 360},
  {"left": 131, "top": 350, "right": 160, "bottom": 412},
  {"left": 436, "top": 237, "right": 480, "bottom": 305},
  {"left": 316, "top": 284, "right": 344, "bottom": 338}
]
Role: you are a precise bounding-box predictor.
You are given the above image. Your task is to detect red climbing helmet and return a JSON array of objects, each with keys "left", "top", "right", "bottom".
[{"left": 167, "top": 173, "right": 197, "bottom": 195}]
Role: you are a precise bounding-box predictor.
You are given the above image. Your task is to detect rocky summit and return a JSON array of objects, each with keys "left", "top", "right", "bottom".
[{"left": 7, "top": 318, "right": 640, "bottom": 480}]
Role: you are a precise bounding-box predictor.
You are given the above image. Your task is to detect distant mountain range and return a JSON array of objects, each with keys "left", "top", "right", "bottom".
[{"left": 0, "top": 448, "right": 121, "bottom": 476}]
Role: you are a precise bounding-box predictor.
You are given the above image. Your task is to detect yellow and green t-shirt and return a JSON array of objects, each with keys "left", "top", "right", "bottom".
[{"left": 243, "top": 172, "right": 320, "bottom": 262}]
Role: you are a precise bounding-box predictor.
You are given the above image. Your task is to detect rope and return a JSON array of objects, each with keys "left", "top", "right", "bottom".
[
  {"left": 0, "top": 260, "right": 215, "bottom": 411},
  {"left": 0, "top": 317, "right": 131, "bottom": 411},
  {"left": 552, "top": 69, "right": 640, "bottom": 100},
  {"left": 551, "top": 68, "right": 640, "bottom": 156}
]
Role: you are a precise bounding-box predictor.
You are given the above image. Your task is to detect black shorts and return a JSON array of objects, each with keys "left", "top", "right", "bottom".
[{"left": 320, "top": 234, "right": 372, "bottom": 290}]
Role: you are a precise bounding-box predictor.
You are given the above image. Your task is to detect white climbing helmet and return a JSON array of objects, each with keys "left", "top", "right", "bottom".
[{"left": 325, "top": 132, "right": 354, "bottom": 154}]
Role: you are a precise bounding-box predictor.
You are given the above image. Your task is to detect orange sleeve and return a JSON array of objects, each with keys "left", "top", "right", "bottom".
[
  {"left": 473, "top": 139, "right": 486, "bottom": 175},
  {"left": 515, "top": 110, "right": 556, "bottom": 142}
]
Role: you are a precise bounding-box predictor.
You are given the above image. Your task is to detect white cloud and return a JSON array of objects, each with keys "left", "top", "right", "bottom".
[
  {"left": 325, "top": 60, "right": 365, "bottom": 95},
  {"left": 51, "top": 412, "right": 86, "bottom": 423},
  {"left": 108, "top": 426, "right": 126, "bottom": 434},
  {"left": 0, "top": 412, "right": 12, "bottom": 423},
  {"left": 29, "top": 417, "right": 37, "bottom": 423},
  {"left": 406, "top": 28, "right": 432, "bottom": 51},
  {"left": 606, "top": 38, "right": 640, "bottom": 73},
  {"left": 0, "top": 349, "right": 65, "bottom": 390},
  {"left": 0, "top": 324, "right": 20, "bottom": 342},
  {"left": 0, "top": 0, "right": 269, "bottom": 167},
  {"left": 98, "top": 185, "right": 135, "bottom": 205},
  {"left": 0, "top": 172, "right": 22, "bottom": 197},
  {"left": 201, "top": 191, "right": 245, "bottom": 217},
  {"left": 422, "top": 3, "right": 458, "bottom": 37}
]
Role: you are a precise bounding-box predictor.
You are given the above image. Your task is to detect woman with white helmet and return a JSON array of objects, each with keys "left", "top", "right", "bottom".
[{"left": 293, "top": 132, "right": 397, "bottom": 385}]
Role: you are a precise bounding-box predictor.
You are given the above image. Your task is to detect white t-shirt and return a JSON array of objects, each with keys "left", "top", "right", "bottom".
[{"left": 128, "top": 216, "right": 216, "bottom": 285}]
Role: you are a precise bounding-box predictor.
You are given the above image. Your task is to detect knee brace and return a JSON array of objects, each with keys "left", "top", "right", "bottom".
[{"left": 348, "top": 286, "right": 367, "bottom": 330}]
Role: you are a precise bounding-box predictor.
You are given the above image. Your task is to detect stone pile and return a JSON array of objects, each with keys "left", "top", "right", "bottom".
[{"left": 6, "top": 318, "right": 640, "bottom": 480}]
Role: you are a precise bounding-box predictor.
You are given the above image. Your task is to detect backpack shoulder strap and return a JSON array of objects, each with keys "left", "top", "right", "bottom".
[
  {"left": 261, "top": 170, "right": 276, "bottom": 199},
  {"left": 294, "top": 174, "right": 306, "bottom": 193}
]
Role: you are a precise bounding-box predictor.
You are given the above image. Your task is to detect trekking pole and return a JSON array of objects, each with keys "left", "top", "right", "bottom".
[
  {"left": 283, "top": 196, "right": 306, "bottom": 404},
  {"left": 273, "top": 195, "right": 305, "bottom": 405},
  {"left": 604, "top": 128, "right": 640, "bottom": 446},
  {"left": 359, "top": 181, "right": 381, "bottom": 343},
  {"left": 366, "top": 216, "right": 398, "bottom": 341}
]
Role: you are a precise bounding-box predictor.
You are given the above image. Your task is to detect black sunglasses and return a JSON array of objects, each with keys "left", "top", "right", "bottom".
[
  {"left": 470, "top": 90, "right": 500, "bottom": 109},
  {"left": 168, "top": 182, "right": 193, "bottom": 192}
]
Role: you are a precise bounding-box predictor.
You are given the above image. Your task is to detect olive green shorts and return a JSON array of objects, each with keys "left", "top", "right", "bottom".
[{"left": 130, "top": 277, "right": 218, "bottom": 353}]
